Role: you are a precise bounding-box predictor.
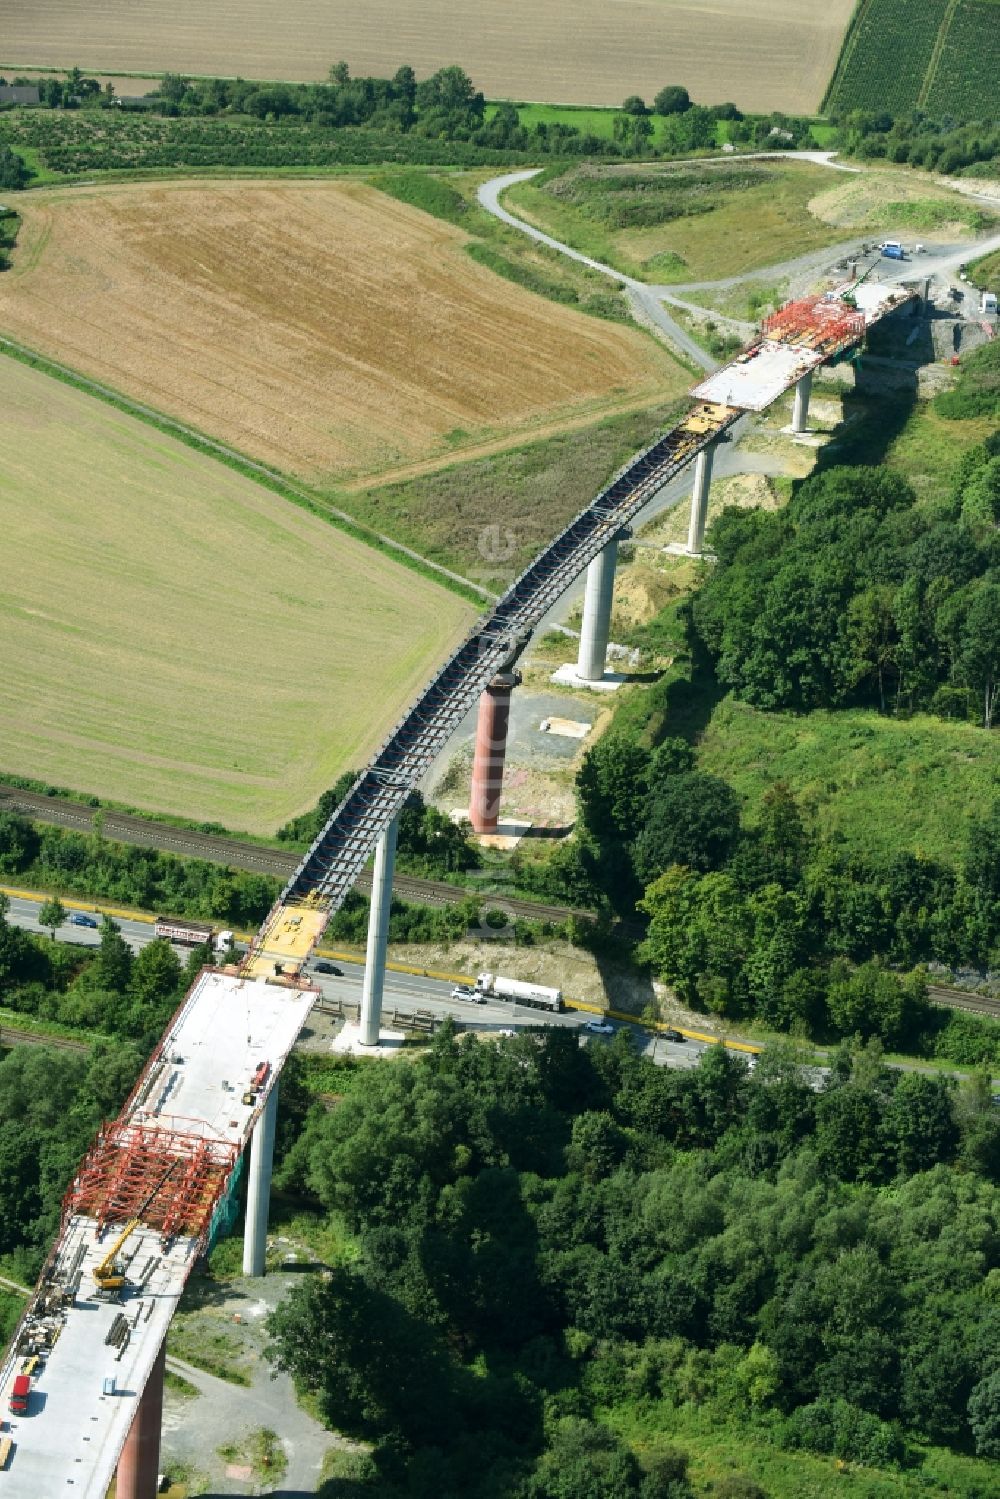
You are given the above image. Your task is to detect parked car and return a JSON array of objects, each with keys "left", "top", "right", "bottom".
[
  {"left": 314, "top": 961, "right": 342, "bottom": 976},
  {"left": 585, "top": 1020, "right": 615, "bottom": 1035},
  {"left": 497, "top": 1027, "right": 516, "bottom": 1037},
  {"left": 68, "top": 912, "right": 98, "bottom": 928}
]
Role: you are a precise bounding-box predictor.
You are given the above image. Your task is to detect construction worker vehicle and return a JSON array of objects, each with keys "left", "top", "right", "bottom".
[{"left": 242, "top": 1060, "right": 271, "bottom": 1106}]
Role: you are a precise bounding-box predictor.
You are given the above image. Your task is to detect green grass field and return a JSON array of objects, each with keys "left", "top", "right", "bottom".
[
  {"left": 0, "top": 356, "right": 473, "bottom": 832},
  {"left": 504, "top": 160, "right": 850, "bottom": 283},
  {"left": 696, "top": 698, "right": 1000, "bottom": 865}
]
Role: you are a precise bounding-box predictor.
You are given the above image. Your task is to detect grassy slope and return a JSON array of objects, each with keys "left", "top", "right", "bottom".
[
  {"left": 0, "top": 355, "right": 472, "bottom": 831},
  {"left": 339, "top": 398, "right": 689, "bottom": 580},
  {"left": 969, "top": 248, "right": 1000, "bottom": 296},
  {"left": 611, "top": 1400, "right": 999, "bottom": 1499},
  {"left": 697, "top": 698, "right": 999, "bottom": 865},
  {"left": 504, "top": 161, "right": 850, "bottom": 283}
]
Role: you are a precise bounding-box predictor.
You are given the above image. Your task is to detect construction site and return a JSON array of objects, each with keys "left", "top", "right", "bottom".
[{"left": 0, "top": 273, "right": 917, "bottom": 1498}]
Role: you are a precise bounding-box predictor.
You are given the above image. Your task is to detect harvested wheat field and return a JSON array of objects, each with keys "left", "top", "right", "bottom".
[
  {"left": 4, "top": 0, "right": 855, "bottom": 114},
  {"left": 0, "top": 178, "right": 674, "bottom": 485},
  {"left": 0, "top": 356, "right": 474, "bottom": 831}
]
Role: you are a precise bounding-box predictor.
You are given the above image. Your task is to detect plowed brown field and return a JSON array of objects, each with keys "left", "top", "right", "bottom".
[
  {"left": 3, "top": 0, "right": 855, "bottom": 114},
  {"left": 0, "top": 178, "right": 675, "bottom": 484}
]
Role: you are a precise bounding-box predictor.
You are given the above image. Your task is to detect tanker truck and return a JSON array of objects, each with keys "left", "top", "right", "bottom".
[{"left": 474, "top": 973, "right": 563, "bottom": 1012}]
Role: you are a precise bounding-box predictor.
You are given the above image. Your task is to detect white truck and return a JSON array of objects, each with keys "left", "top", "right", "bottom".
[
  {"left": 154, "top": 916, "right": 234, "bottom": 952},
  {"left": 475, "top": 973, "right": 563, "bottom": 1012},
  {"left": 982, "top": 290, "right": 998, "bottom": 315}
]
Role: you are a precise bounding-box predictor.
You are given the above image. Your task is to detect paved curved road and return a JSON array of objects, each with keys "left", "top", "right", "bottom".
[
  {"left": 478, "top": 168, "right": 717, "bottom": 370},
  {"left": 478, "top": 151, "right": 1000, "bottom": 352}
]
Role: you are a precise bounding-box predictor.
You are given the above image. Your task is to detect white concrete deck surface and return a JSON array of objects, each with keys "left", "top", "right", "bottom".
[
  {"left": 0, "top": 970, "right": 317, "bottom": 1495},
  {"left": 0, "top": 1217, "right": 196, "bottom": 1497},
  {"left": 137, "top": 969, "right": 317, "bottom": 1143},
  {"left": 692, "top": 342, "right": 825, "bottom": 411}
]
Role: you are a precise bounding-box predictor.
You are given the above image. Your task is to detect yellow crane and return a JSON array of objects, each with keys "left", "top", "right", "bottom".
[
  {"left": 92, "top": 1217, "right": 141, "bottom": 1294},
  {"left": 91, "top": 1161, "right": 178, "bottom": 1293}
]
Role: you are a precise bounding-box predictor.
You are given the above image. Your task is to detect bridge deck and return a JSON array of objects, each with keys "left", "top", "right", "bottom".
[{"left": 0, "top": 970, "right": 316, "bottom": 1497}]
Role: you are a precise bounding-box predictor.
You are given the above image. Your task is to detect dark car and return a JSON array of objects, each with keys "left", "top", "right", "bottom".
[
  {"left": 664, "top": 1028, "right": 685, "bottom": 1043},
  {"left": 68, "top": 912, "right": 99, "bottom": 928},
  {"left": 314, "top": 961, "right": 342, "bottom": 976}
]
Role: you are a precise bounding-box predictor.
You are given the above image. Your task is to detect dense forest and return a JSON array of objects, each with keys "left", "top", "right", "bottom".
[{"left": 266, "top": 1024, "right": 1000, "bottom": 1496}]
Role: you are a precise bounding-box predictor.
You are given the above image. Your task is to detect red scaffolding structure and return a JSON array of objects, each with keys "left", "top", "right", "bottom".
[
  {"left": 762, "top": 296, "right": 865, "bottom": 356},
  {"left": 63, "top": 1119, "right": 237, "bottom": 1248}
]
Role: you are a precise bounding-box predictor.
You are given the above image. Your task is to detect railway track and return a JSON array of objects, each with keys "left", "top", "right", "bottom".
[
  {"left": 928, "top": 984, "right": 1000, "bottom": 1019},
  {"left": 0, "top": 787, "right": 593, "bottom": 926},
  {"left": 0, "top": 1024, "right": 89, "bottom": 1054}
]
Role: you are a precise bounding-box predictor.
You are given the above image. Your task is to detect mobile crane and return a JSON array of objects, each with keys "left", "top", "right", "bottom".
[{"left": 92, "top": 1161, "right": 178, "bottom": 1295}]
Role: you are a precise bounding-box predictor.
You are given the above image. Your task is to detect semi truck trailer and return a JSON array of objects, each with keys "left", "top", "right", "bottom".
[
  {"left": 474, "top": 973, "right": 563, "bottom": 1012},
  {"left": 154, "top": 916, "right": 234, "bottom": 951}
]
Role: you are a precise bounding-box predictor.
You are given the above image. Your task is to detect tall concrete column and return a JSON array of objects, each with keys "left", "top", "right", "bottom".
[
  {"left": 469, "top": 670, "right": 521, "bottom": 834},
  {"left": 577, "top": 531, "right": 629, "bottom": 681},
  {"left": 115, "top": 1339, "right": 165, "bottom": 1499},
  {"left": 242, "top": 1082, "right": 278, "bottom": 1277},
  {"left": 359, "top": 813, "right": 399, "bottom": 1046},
  {"left": 686, "top": 442, "right": 717, "bottom": 556},
  {"left": 791, "top": 371, "right": 813, "bottom": 434}
]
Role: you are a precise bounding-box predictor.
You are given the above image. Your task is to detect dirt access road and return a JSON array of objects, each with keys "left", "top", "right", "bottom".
[{"left": 161, "top": 1271, "right": 344, "bottom": 1493}]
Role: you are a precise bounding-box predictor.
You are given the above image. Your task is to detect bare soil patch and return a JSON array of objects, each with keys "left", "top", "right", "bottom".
[
  {"left": 0, "top": 177, "right": 669, "bottom": 484},
  {"left": 4, "top": 0, "right": 855, "bottom": 113}
]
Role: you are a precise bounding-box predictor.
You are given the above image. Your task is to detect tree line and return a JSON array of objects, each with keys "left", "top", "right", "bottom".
[
  {"left": 265, "top": 1024, "right": 1000, "bottom": 1496},
  {"left": 692, "top": 452, "right": 1000, "bottom": 725},
  {"left": 0, "top": 61, "right": 817, "bottom": 170}
]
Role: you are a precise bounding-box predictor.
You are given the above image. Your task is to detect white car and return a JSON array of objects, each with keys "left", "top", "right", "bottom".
[
  {"left": 585, "top": 1020, "right": 615, "bottom": 1035},
  {"left": 451, "top": 985, "right": 478, "bottom": 1001},
  {"left": 497, "top": 1027, "right": 516, "bottom": 1037}
]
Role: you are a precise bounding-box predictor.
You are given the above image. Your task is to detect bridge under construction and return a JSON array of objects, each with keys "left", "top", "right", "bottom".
[{"left": 0, "top": 277, "right": 916, "bottom": 1497}]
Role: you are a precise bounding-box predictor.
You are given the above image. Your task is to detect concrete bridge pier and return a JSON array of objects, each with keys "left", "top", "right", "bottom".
[
  {"left": 469, "top": 671, "right": 521, "bottom": 834},
  {"left": 685, "top": 441, "right": 717, "bottom": 556},
  {"left": 791, "top": 370, "right": 813, "bottom": 434},
  {"left": 359, "top": 813, "right": 400, "bottom": 1045},
  {"left": 577, "top": 530, "right": 630, "bottom": 682},
  {"left": 115, "top": 1340, "right": 165, "bottom": 1499},
  {"left": 242, "top": 1082, "right": 278, "bottom": 1277}
]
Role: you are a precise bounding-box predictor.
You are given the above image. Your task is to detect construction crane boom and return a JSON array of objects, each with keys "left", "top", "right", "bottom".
[{"left": 91, "top": 1160, "right": 179, "bottom": 1292}]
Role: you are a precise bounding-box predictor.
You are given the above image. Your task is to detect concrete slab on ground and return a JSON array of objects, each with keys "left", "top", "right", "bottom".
[
  {"left": 539, "top": 716, "right": 591, "bottom": 739},
  {"left": 551, "top": 663, "right": 626, "bottom": 692},
  {"left": 331, "top": 1021, "right": 407, "bottom": 1056}
]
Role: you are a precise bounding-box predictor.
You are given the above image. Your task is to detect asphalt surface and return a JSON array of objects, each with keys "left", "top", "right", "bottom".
[{"left": 2, "top": 893, "right": 704, "bottom": 1071}]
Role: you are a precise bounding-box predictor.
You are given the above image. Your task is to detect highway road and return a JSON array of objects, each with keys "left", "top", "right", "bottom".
[{"left": 1, "top": 893, "right": 704, "bottom": 1071}]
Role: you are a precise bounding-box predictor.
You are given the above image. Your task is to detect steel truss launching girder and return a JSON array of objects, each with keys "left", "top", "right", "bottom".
[{"left": 242, "top": 403, "right": 739, "bottom": 972}]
